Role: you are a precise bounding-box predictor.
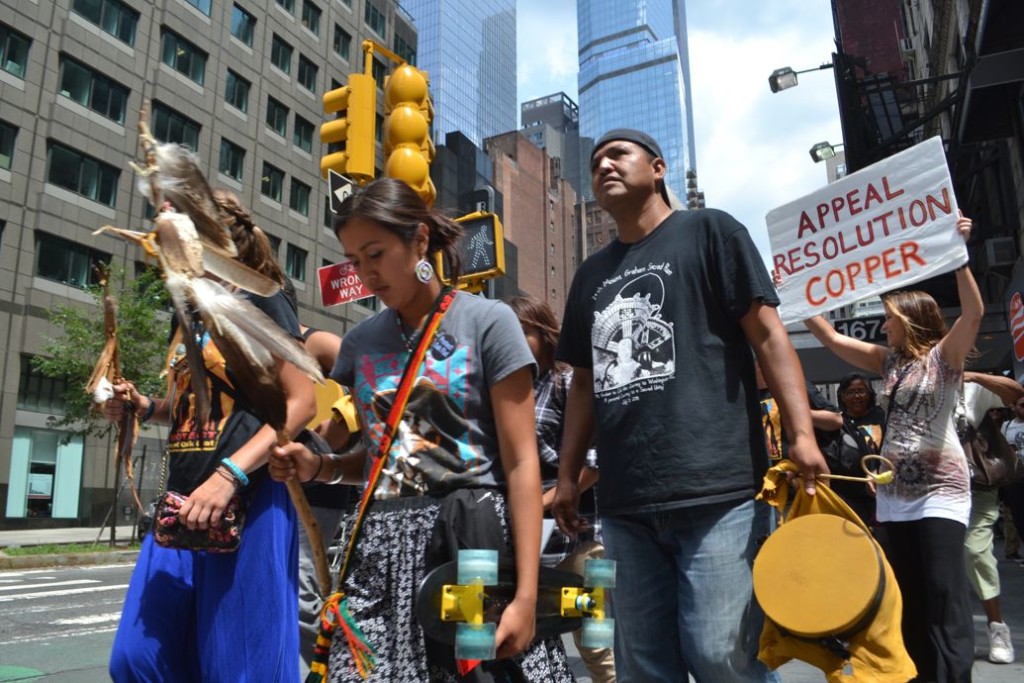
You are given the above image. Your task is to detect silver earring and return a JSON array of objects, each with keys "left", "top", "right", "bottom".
[{"left": 415, "top": 258, "right": 435, "bottom": 284}]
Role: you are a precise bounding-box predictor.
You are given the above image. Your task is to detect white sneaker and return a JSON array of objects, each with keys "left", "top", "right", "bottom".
[{"left": 988, "top": 621, "right": 1014, "bottom": 664}]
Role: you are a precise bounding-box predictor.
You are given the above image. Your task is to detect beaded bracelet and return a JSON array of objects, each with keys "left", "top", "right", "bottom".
[
  {"left": 138, "top": 397, "right": 157, "bottom": 424},
  {"left": 220, "top": 458, "right": 250, "bottom": 488}
]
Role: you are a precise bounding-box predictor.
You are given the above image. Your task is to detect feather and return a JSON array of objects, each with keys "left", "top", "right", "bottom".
[
  {"left": 144, "top": 142, "right": 237, "bottom": 257},
  {"left": 153, "top": 211, "right": 204, "bottom": 276},
  {"left": 163, "top": 270, "right": 212, "bottom": 426},
  {"left": 202, "top": 244, "right": 281, "bottom": 298},
  {"left": 190, "top": 278, "right": 324, "bottom": 384}
]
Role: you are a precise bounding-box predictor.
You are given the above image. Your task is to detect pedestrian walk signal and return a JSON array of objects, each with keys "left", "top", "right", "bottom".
[{"left": 436, "top": 212, "right": 505, "bottom": 291}]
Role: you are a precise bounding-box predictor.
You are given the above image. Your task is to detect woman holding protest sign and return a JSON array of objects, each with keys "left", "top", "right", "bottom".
[{"left": 803, "top": 212, "right": 982, "bottom": 683}]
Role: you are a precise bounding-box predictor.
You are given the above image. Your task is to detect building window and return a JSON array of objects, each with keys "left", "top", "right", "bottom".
[
  {"left": 340, "top": 0, "right": 352, "bottom": 6},
  {"left": 267, "top": 233, "right": 281, "bottom": 254},
  {"left": 333, "top": 24, "right": 351, "bottom": 60},
  {"left": 183, "top": 0, "right": 211, "bottom": 15},
  {"left": 301, "top": 1, "right": 321, "bottom": 35},
  {"left": 286, "top": 243, "right": 307, "bottom": 280},
  {"left": 394, "top": 34, "right": 415, "bottom": 65},
  {"left": 364, "top": 1, "right": 386, "bottom": 37},
  {"left": 266, "top": 97, "right": 289, "bottom": 137},
  {"left": 294, "top": 115, "right": 314, "bottom": 153},
  {"left": 218, "top": 138, "right": 245, "bottom": 180},
  {"left": 261, "top": 162, "right": 284, "bottom": 201},
  {"left": 375, "top": 113, "right": 383, "bottom": 143},
  {"left": 47, "top": 142, "right": 119, "bottom": 207},
  {"left": 230, "top": 4, "right": 255, "bottom": 46},
  {"left": 275, "top": 0, "right": 295, "bottom": 13},
  {"left": 71, "top": 0, "right": 138, "bottom": 46},
  {"left": 298, "top": 55, "right": 318, "bottom": 93},
  {"left": 289, "top": 179, "right": 311, "bottom": 216},
  {"left": 371, "top": 57, "right": 386, "bottom": 90},
  {"left": 161, "top": 29, "right": 207, "bottom": 85},
  {"left": 58, "top": 55, "right": 129, "bottom": 123},
  {"left": 1, "top": 23, "right": 31, "bottom": 79},
  {"left": 271, "top": 34, "right": 292, "bottom": 74},
  {"left": 34, "top": 231, "right": 111, "bottom": 288},
  {"left": 18, "top": 356, "right": 70, "bottom": 413},
  {"left": 0, "top": 120, "right": 15, "bottom": 170},
  {"left": 225, "top": 69, "right": 250, "bottom": 113},
  {"left": 152, "top": 102, "right": 201, "bottom": 151}
]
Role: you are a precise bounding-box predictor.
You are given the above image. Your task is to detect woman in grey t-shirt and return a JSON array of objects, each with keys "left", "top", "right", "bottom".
[{"left": 271, "top": 178, "right": 573, "bottom": 682}]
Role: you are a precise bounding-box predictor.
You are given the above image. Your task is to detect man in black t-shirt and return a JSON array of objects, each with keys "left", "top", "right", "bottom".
[{"left": 552, "top": 129, "right": 829, "bottom": 682}]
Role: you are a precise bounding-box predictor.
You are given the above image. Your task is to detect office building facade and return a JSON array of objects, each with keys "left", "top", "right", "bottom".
[
  {"left": 0, "top": 0, "right": 414, "bottom": 528},
  {"left": 403, "top": 0, "right": 515, "bottom": 147},
  {"left": 577, "top": 0, "right": 693, "bottom": 198}
]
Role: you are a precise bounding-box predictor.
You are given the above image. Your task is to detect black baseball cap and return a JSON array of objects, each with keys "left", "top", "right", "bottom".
[
  {"left": 591, "top": 128, "right": 671, "bottom": 207},
  {"left": 591, "top": 128, "right": 664, "bottom": 161}
]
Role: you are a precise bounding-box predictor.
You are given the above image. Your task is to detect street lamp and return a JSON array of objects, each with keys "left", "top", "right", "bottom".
[
  {"left": 768, "top": 63, "right": 834, "bottom": 93},
  {"left": 809, "top": 141, "right": 843, "bottom": 163}
]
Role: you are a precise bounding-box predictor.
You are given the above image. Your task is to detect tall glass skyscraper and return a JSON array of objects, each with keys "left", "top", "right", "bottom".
[
  {"left": 578, "top": 0, "right": 694, "bottom": 197},
  {"left": 404, "top": 0, "right": 516, "bottom": 147}
]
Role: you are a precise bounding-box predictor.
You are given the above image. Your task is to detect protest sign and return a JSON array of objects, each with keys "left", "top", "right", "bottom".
[
  {"left": 766, "top": 136, "right": 967, "bottom": 325},
  {"left": 318, "top": 260, "right": 372, "bottom": 307}
]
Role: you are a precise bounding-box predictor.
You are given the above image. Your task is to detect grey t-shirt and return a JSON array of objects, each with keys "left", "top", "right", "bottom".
[{"left": 332, "top": 291, "right": 536, "bottom": 499}]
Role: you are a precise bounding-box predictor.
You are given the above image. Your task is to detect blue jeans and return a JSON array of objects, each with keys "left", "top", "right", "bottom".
[{"left": 601, "top": 498, "right": 778, "bottom": 683}]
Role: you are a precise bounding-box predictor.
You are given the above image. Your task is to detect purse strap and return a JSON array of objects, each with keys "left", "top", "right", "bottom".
[
  {"left": 883, "top": 360, "right": 914, "bottom": 437},
  {"left": 337, "top": 286, "right": 456, "bottom": 587}
]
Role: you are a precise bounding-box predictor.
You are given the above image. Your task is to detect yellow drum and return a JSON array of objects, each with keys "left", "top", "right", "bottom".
[{"left": 753, "top": 514, "right": 884, "bottom": 639}]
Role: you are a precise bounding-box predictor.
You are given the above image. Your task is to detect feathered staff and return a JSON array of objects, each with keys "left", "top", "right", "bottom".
[
  {"left": 96, "top": 102, "right": 331, "bottom": 595},
  {"left": 85, "top": 265, "right": 143, "bottom": 513}
]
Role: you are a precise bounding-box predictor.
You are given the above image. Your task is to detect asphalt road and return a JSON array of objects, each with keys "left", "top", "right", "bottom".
[
  {"left": 1, "top": 557, "right": 1022, "bottom": 682},
  {"left": 0, "top": 564, "right": 130, "bottom": 682}
]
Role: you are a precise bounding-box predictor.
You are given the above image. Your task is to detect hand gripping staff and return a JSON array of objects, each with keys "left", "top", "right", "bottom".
[{"left": 307, "top": 287, "right": 456, "bottom": 683}]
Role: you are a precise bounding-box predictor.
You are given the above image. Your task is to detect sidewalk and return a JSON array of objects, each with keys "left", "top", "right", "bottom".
[{"left": 0, "top": 526, "right": 138, "bottom": 570}]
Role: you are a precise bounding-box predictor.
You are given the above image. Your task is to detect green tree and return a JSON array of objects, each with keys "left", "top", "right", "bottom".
[{"left": 32, "top": 266, "right": 171, "bottom": 438}]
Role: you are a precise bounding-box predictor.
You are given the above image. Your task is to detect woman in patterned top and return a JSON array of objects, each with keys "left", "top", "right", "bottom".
[
  {"left": 803, "top": 213, "right": 982, "bottom": 683},
  {"left": 269, "top": 178, "right": 573, "bottom": 682}
]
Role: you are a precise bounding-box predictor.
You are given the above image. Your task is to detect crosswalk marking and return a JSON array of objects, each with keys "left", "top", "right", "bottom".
[
  {"left": 52, "top": 612, "right": 121, "bottom": 626},
  {"left": 0, "top": 579, "right": 99, "bottom": 592},
  {"left": 0, "top": 584, "right": 128, "bottom": 602}
]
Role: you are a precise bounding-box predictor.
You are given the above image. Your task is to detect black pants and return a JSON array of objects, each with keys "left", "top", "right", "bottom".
[{"left": 881, "top": 518, "right": 974, "bottom": 683}]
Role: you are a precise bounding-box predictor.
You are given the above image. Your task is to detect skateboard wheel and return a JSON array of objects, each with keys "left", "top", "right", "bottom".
[
  {"left": 580, "top": 617, "right": 615, "bottom": 649},
  {"left": 457, "top": 549, "right": 499, "bottom": 585},
  {"left": 456, "top": 622, "right": 497, "bottom": 660},
  {"left": 583, "top": 559, "right": 616, "bottom": 588}
]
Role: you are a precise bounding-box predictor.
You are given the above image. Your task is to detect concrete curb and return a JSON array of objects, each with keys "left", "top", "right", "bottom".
[{"left": 0, "top": 550, "right": 140, "bottom": 570}]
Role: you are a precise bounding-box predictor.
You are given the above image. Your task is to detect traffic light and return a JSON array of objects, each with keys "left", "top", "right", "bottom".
[
  {"left": 383, "top": 64, "right": 436, "bottom": 206},
  {"left": 320, "top": 73, "right": 376, "bottom": 182},
  {"left": 434, "top": 212, "right": 505, "bottom": 292}
]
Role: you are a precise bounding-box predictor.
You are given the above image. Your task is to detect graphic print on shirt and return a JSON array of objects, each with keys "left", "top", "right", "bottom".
[
  {"left": 167, "top": 330, "right": 236, "bottom": 454},
  {"left": 356, "top": 346, "right": 481, "bottom": 498},
  {"left": 590, "top": 269, "right": 676, "bottom": 403}
]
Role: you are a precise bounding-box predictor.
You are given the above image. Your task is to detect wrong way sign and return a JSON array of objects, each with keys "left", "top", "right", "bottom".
[{"left": 318, "top": 260, "right": 372, "bottom": 307}]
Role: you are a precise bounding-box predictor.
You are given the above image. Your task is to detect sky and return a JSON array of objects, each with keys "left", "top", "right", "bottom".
[{"left": 515, "top": 0, "right": 844, "bottom": 260}]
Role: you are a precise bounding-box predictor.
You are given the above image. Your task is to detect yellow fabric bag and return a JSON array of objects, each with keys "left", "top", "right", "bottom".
[{"left": 754, "top": 461, "right": 916, "bottom": 682}]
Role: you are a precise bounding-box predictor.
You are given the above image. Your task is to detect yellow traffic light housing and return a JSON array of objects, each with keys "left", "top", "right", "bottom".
[
  {"left": 320, "top": 73, "right": 376, "bottom": 182},
  {"left": 383, "top": 64, "right": 436, "bottom": 206},
  {"left": 436, "top": 212, "right": 505, "bottom": 292}
]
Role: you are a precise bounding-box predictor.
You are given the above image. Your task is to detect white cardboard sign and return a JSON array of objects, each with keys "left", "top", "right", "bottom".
[{"left": 766, "top": 136, "right": 967, "bottom": 325}]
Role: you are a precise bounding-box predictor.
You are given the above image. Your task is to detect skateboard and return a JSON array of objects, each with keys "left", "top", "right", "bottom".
[{"left": 415, "top": 549, "right": 616, "bottom": 660}]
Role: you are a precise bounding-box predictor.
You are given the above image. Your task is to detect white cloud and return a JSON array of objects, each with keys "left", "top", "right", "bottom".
[
  {"left": 516, "top": 0, "right": 579, "bottom": 118},
  {"left": 515, "top": 1, "right": 844, "bottom": 263}
]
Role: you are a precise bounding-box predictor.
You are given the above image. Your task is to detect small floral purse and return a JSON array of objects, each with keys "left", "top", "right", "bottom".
[{"left": 153, "top": 490, "right": 246, "bottom": 553}]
